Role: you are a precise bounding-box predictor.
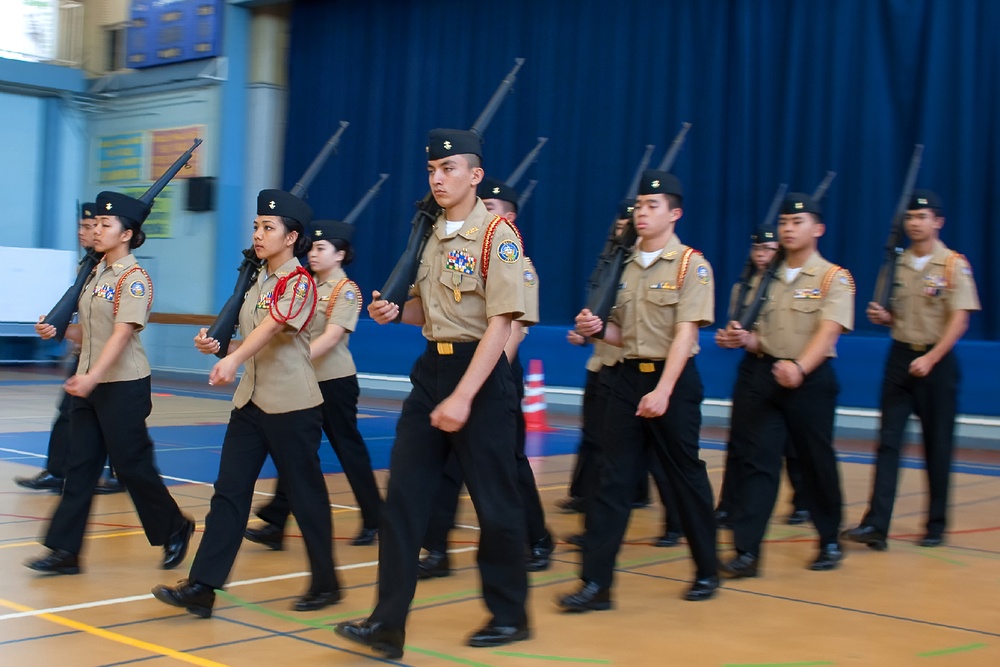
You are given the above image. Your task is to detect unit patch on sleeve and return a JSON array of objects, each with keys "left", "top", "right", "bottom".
[
  {"left": 497, "top": 239, "right": 520, "bottom": 264},
  {"left": 129, "top": 281, "right": 146, "bottom": 298}
]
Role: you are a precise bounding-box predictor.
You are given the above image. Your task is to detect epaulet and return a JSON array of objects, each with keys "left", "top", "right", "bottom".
[
  {"left": 675, "top": 247, "right": 700, "bottom": 290},
  {"left": 943, "top": 251, "right": 963, "bottom": 289},
  {"left": 325, "top": 278, "right": 363, "bottom": 318},
  {"left": 481, "top": 214, "right": 524, "bottom": 282},
  {"left": 821, "top": 265, "right": 855, "bottom": 297},
  {"left": 113, "top": 266, "right": 152, "bottom": 316}
]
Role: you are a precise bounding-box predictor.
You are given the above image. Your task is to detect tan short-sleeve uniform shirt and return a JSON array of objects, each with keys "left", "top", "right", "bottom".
[
  {"left": 518, "top": 257, "right": 540, "bottom": 326},
  {"left": 310, "top": 267, "right": 362, "bottom": 381},
  {"left": 77, "top": 253, "right": 151, "bottom": 382},
  {"left": 412, "top": 199, "right": 526, "bottom": 341},
  {"left": 757, "top": 251, "right": 855, "bottom": 360},
  {"left": 609, "top": 234, "right": 714, "bottom": 360},
  {"left": 889, "top": 240, "right": 980, "bottom": 346},
  {"left": 233, "top": 257, "right": 323, "bottom": 413}
]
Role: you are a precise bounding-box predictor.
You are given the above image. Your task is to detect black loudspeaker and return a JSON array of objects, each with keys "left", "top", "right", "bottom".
[{"left": 186, "top": 176, "right": 215, "bottom": 212}]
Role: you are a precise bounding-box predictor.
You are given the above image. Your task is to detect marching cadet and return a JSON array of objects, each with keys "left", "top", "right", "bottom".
[
  {"left": 415, "top": 176, "right": 551, "bottom": 579},
  {"left": 152, "top": 190, "right": 340, "bottom": 617},
  {"left": 245, "top": 218, "right": 383, "bottom": 550},
  {"left": 335, "top": 129, "right": 530, "bottom": 659},
  {"left": 715, "top": 224, "right": 809, "bottom": 528},
  {"left": 26, "top": 191, "right": 194, "bottom": 575},
  {"left": 717, "top": 192, "right": 853, "bottom": 578},
  {"left": 559, "top": 170, "right": 720, "bottom": 610},
  {"left": 842, "top": 189, "right": 980, "bottom": 550}
]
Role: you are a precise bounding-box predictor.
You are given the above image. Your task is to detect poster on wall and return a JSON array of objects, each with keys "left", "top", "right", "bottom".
[
  {"left": 122, "top": 184, "right": 173, "bottom": 240},
  {"left": 150, "top": 126, "right": 203, "bottom": 180},
  {"left": 126, "top": 0, "right": 223, "bottom": 69},
  {"left": 0, "top": 0, "right": 59, "bottom": 62},
  {"left": 99, "top": 133, "right": 145, "bottom": 184}
]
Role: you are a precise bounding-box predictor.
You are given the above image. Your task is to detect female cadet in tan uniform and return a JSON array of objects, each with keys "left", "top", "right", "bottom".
[
  {"left": 245, "top": 218, "right": 383, "bottom": 549},
  {"left": 152, "top": 190, "right": 340, "bottom": 617},
  {"left": 717, "top": 192, "right": 854, "bottom": 578},
  {"left": 26, "top": 191, "right": 194, "bottom": 575}
]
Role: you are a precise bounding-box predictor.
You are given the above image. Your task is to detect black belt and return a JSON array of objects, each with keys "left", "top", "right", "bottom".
[
  {"left": 623, "top": 358, "right": 664, "bottom": 373},
  {"left": 425, "top": 340, "right": 479, "bottom": 356},
  {"left": 893, "top": 340, "right": 931, "bottom": 353}
]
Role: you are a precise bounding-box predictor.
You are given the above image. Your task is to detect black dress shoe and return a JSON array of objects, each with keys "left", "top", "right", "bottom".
[
  {"left": 564, "top": 533, "right": 584, "bottom": 549},
  {"left": 526, "top": 533, "right": 554, "bottom": 572},
  {"left": 293, "top": 589, "right": 343, "bottom": 611},
  {"left": 654, "top": 531, "right": 682, "bottom": 547},
  {"left": 15, "top": 470, "right": 64, "bottom": 492},
  {"left": 163, "top": 518, "right": 195, "bottom": 570},
  {"left": 25, "top": 548, "right": 80, "bottom": 575},
  {"left": 350, "top": 527, "right": 378, "bottom": 546},
  {"left": 786, "top": 509, "right": 810, "bottom": 525},
  {"left": 151, "top": 579, "right": 215, "bottom": 618},
  {"left": 334, "top": 620, "right": 404, "bottom": 659},
  {"left": 719, "top": 552, "right": 759, "bottom": 579},
  {"left": 809, "top": 543, "right": 844, "bottom": 571},
  {"left": 555, "top": 496, "right": 585, "bottom": 513},
  {"left": 244, "top": 522, "right": 284, "bottom": 551},
  {"left": 416, "top": 550, "right": 450, "bottom": 579},
  {"left": 556, "top": 581, "right": 612, "bottom": 612},
  {"left": 840, "top": 525, "right": 888, "bottom": 551},
  {"left": 684, "top": 575, "right": 720, "bottom": 601},
  {"left": 94, "top": 476, "right": 125, "bottom": 494},
  {"left": 467, "top": 623, "right": 530, "bottom": 647},
  {"left": 919, "top": 534, "right": 945, "bottom": 547},
  {"left": 715, "top": 509, "right": 732, "bottom": 529}
]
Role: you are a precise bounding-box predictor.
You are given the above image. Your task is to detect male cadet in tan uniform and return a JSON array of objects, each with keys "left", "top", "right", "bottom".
[
  {"left": 416, "top": 176, "right": 552, "bottom": 578},
  {"left": 842, "top": 189, "right": 980, "bottom": 550},
  {"left": 336, "top": 129, "right": 530, "bottom": 659},
  {"left": 560, "top": 169, "right": 720, "bottom": 610},
  {"left": 717, "top": 192, "right": 853, "bottom": 578}
]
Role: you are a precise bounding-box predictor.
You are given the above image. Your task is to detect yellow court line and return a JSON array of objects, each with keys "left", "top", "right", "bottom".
[
  {"left": 0, "top": 597, "right": 231, "bottom": 667},
  {"left": 0, "top": 529, "right": 148, "bottom": 551}
]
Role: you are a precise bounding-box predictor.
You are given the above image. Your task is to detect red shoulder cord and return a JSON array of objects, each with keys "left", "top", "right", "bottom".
[{"left": 270, "top": 266, "right": 317, "bottom": 330}]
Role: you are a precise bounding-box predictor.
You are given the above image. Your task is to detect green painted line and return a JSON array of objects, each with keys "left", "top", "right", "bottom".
[
  {"left": 492, "top": 650, "right": 611, "bottom": 663},
  {"left": 917, "top": 642, "right": 988, "bottom": 657},
  {"left": 215, "top": 590, "right": 330, "bottom": 630},
  {"left": 405, "top": 645, "right": 497, "bottom": 666},
  {"left": 905, "top": 546, "right": 968, "bottom": 566}
]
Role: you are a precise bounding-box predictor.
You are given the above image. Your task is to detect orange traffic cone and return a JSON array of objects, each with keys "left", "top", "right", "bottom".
[{"left": 523, "top": 358, "right": 553, "bottom": 432}]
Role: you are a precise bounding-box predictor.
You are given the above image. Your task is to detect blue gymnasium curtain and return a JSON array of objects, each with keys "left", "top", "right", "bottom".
[{"left": 285, "top": 0, "right": 998, "bottom": 339}]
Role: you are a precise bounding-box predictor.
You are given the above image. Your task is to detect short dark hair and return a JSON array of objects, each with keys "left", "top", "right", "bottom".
[
  {"left": 280, "top": 216, "right": 312, "bottom": 256},
  {"left": 116, "top": 215, "right": 146, "bottom": 249},
  {"left": 666, "top": 193, "right": 683, "bottom": 209},
  {"left": 330, "top": 237, "right": 355, "bottom": 266}
]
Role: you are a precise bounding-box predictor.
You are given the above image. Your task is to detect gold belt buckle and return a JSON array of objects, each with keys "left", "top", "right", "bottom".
[
  {"left": 910, "top": 343, "right": 927, "bottom": 352},
  {"left": 437, "top": 342, "right": 454, "bottom": 355},
  {"left": 638, "top": 362, "right": 656, "bottom": 373}
]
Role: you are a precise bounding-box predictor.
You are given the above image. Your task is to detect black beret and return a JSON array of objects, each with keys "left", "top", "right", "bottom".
[
  {"left": 908, "top": 189, "right": 943, "bottom": 212},
  {"left": 96, "top": 191, "right": 151, "bottom": 225},
  {"left": 309, "top": 219, "right": 354, "bottom": 244},
  {"left": 81, "top": 202, "right": 96, "bottom": 219},
  {"left": 751, "top": 224, "right": 778, "bottom": 244},
  {"left": 426, "top": 128, "right": 482, "bottom": 160},
  {"left": 257, "top": 189, "right": 312, "bottom": 227},
  {"left": 617, "top": 199, "right": 635, "bottom": 220},
  {"left": 477, "top": 177, "right": 519, "bottom": 207},
  {"left": 637, "top": 169, "right": 683, "bottom": 197},
  {"left": 780, "top": 192, "right": 822, "bottom": 216}
]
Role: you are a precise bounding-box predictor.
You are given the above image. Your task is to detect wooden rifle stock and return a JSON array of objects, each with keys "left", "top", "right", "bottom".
[
  {"left": 378, "top": 58, "right": 525, "bottom": 317},
  {"left": 873, "top": 144, "right": 924, "bottom": 310}
]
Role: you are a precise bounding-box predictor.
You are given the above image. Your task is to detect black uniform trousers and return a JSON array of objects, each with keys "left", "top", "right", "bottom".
[
  {"left": 45, "top": 377, "right": 185, "bottom": 554},
  {"left": 371, "top": 342, "right": 527, "bottom": 631},
  {"left": 734, "top": 357, "right": 843, "bottom": 557},
  {"left": 43, "top": 362, "right": 76, "bottom": 477},
  {"left": 190, "top": 402, "right": 337, "bottom": 592},
  {"left": 862, "top": 343, "right": 959, "bottom": 537},
  {"left": 581, "top": 359, "right": 717, "bottom": 587},
  {"left": 568, "top": 369, "right": 604, "bottom": 500},
  {"left": 257, "top": 375, "right": 383, "bottom": 531},
  {"left": 718, "top": 353, "right": 808, "bottom": 516},
  {"left": 420, "top": 355, "right": 547, "bottom": 553}
]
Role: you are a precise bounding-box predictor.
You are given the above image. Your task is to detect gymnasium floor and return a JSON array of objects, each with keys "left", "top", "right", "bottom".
[{"left": 1, "top": 366, "right": 998, "bottom": 666}]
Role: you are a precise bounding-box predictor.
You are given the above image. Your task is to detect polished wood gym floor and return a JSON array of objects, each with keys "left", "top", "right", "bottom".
[{"left": 1, "top": 366, "right": 998, "bottom": 666}]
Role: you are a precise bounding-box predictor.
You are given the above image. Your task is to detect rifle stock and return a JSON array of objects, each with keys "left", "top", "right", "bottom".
[
  {"left": 873, "top": 144, "right": 924, "bottom": 309},
  {"left": 378, "top": 58, "right": 525, "bottom": 317},
  {"left": 730, "top": 183, "right": 787, "bottom": 323}
]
